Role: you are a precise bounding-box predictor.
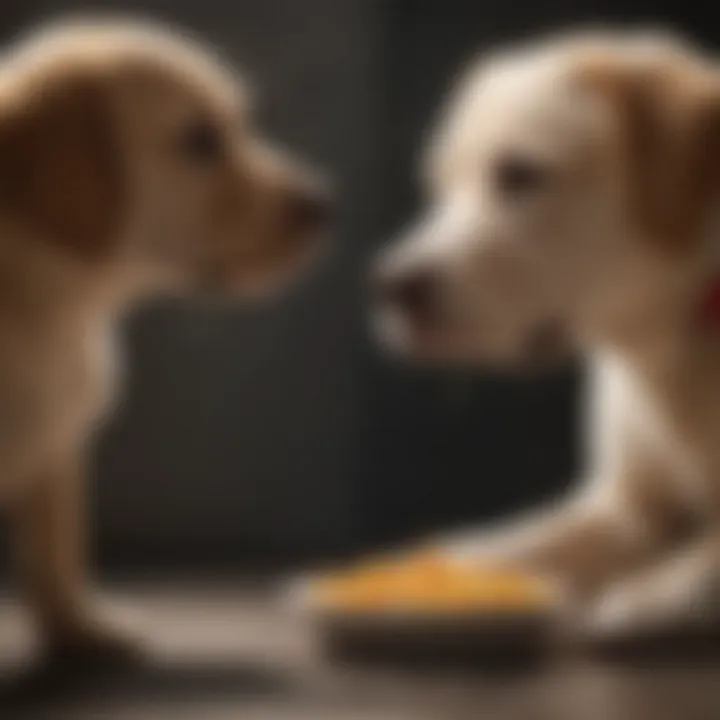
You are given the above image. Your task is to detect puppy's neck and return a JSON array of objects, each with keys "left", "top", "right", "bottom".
[
  {"left": 583, "top": 254, "right": 718, "bottom": 380},
  {"left": 0, "top": 223, "right": 135, "bottom": 326}
]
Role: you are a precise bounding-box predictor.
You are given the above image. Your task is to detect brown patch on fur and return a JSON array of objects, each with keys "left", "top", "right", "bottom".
[
  {"left": 0, "top": 69, "right": 124, "bottom": 260},
  {"left": 577, "top": 45, "right": 720, "bottom": 253}
]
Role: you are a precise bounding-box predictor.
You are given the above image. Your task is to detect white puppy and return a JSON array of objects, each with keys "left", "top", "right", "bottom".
[{"left": 373, "top": 31, "right": 720, "bottom": 643}]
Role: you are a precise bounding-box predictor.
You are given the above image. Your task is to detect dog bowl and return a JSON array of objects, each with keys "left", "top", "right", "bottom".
[{"left": 291, "top": 550, "right": 563, "bottom": 667}]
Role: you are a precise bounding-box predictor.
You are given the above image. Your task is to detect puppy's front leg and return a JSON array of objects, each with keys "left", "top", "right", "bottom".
[
  {"left": 446, "top": 495, "right": 648, "bottom": 598},
  {"left": 10, "top": 452, "right": 141, "bottom": 664},
  {"left": 588, "top": 531, "right": 720, "bottom": 643},
  {"left": 446, "top": 362, "right": 689, "bottom": 599}
]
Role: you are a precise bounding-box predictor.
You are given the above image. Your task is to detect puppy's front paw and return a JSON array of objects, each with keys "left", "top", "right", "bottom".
[
  {"left": 43, "top": 605, "right": 146, "bottom": 669},
  {"left": 582, "top": 576, "right": 715, "bottom": 658},
  {"left": 577, "top": 582, "right": 671, "bottom": 659},
  {"left": 587, "top": 583, "right": 648, "bottom": 638}
]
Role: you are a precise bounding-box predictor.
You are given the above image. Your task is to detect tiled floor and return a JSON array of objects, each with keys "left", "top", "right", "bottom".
[{"left": 1, "top": 583, "right": 720, "bottom": 719}]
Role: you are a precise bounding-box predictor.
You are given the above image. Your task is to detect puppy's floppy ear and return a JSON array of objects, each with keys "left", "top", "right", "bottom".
[
  {"left": 581, "top": 48, "right": 720, "bottom": 252},
  {"left": 0, "top": 70, "right": 125, "bottom": 259}
]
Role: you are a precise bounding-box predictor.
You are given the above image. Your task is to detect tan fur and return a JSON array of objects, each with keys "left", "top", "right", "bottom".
[
  {"left": 578, "top": 43, "right": 720, "bottom": 253},
  {"left": 0, "top": 20, "right": 325, "bottom": 660},
  {"left": 375, "top": 32, "right": 720, "bottom": 643},
  {"left": 0, "top": 70, "right": 124, "bottom": 259}
]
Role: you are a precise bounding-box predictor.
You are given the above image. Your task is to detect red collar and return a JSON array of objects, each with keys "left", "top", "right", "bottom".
[{"left": 699, "top": 272, "right": 720, "bottom": 329}]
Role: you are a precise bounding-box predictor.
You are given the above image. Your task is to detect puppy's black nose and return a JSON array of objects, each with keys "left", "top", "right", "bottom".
[
  {"left": 375, "top": 266, "right": 440, "bottom": 322},
  {"left": 287, "top": 185, "right": 331, "bottom": 232}
]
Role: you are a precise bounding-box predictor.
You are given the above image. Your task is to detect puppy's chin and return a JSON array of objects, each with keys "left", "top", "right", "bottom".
[
  {"left": 240, "top": 235, "right": 327, "bottom": 301},
  {"left": 479, "top": 322, "right": 576, "bottom": 375},
  {"left": 371, "top": 305, "right": 482, "bottom": 368},
  {"left": 373, "top": 307, "right": 574, "bottom": 373},
  {"left": 192, "top": 234, "right": 326, "bottom": 302}
]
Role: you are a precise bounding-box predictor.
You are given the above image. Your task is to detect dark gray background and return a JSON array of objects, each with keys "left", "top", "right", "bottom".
[{"left": 1, "top": 0, "right": 717, "bottom": 571}]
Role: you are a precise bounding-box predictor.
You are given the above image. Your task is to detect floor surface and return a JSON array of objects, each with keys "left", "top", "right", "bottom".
[{"left": 2, "top": 582, "right": 720, "bottom": 719}]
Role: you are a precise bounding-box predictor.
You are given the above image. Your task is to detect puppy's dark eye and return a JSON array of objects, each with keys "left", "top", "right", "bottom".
[
  {"left": 494, "top": 154, "right": 550, "bottom": 198},
  {"left": 178, "top": 120, "right": 224, "bottom": 161}
]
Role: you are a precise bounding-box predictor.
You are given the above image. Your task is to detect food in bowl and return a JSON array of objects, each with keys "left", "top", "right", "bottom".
[{"left": 309, "top": 550, "right": 554, "bottom": 615}]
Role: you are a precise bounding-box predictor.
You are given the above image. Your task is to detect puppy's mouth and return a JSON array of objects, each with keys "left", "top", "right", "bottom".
[
  {"left": 196, "top": 230, "right": 327, "bottom": 300},
  {"left": 192, "top": 182, "right": 333, "bottom": 300},
  {"left": 236, "top": 231, "right": 327, "bottom": 300},
  {"left": 373, "top": 296, "right": 573, "bottom": 372},
  {"left": 371, "top": 296, "right": 476, "bottom": 366}
]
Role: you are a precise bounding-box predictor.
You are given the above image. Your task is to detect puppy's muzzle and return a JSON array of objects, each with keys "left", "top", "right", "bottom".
[
  {"left": 373, "top": 262, "right": 443, "bottom": 331},
  {"left": 284, "top": 184, "right": 332, "bottom": 237}
]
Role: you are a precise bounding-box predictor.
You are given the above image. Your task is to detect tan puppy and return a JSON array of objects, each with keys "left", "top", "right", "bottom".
[
  {"left": 0, "top": 20, "right": 327, "bottom": 660},
  {"left": 373, "top": 31, "right": 720, "bottom": 643}
]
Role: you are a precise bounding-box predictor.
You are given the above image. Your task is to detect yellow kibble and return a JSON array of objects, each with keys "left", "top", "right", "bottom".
[{"left": 311, "top": 550, "right": 550, "bottom": 613}]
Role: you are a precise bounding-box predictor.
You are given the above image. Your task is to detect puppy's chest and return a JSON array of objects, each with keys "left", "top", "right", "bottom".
[
  {"left": 53, "top": 324, "right": 119, "bottom": 419},
  {"left": 600, "top": 355, "right": 720, "bottom": 511},
  {"left": 0, "top": 320, "right": 120, "bottom": 466}
]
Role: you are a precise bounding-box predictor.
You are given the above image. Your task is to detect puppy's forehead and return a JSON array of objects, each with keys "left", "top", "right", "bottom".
[
  {"left": 4, "top": 20, "right": 246, "bottom": 113},
  {"left": 445, "top": 30, "right": 701, "bottom": 149},
  {"left": 446, "top": 49, "right": 598, "bottom": 158}
]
